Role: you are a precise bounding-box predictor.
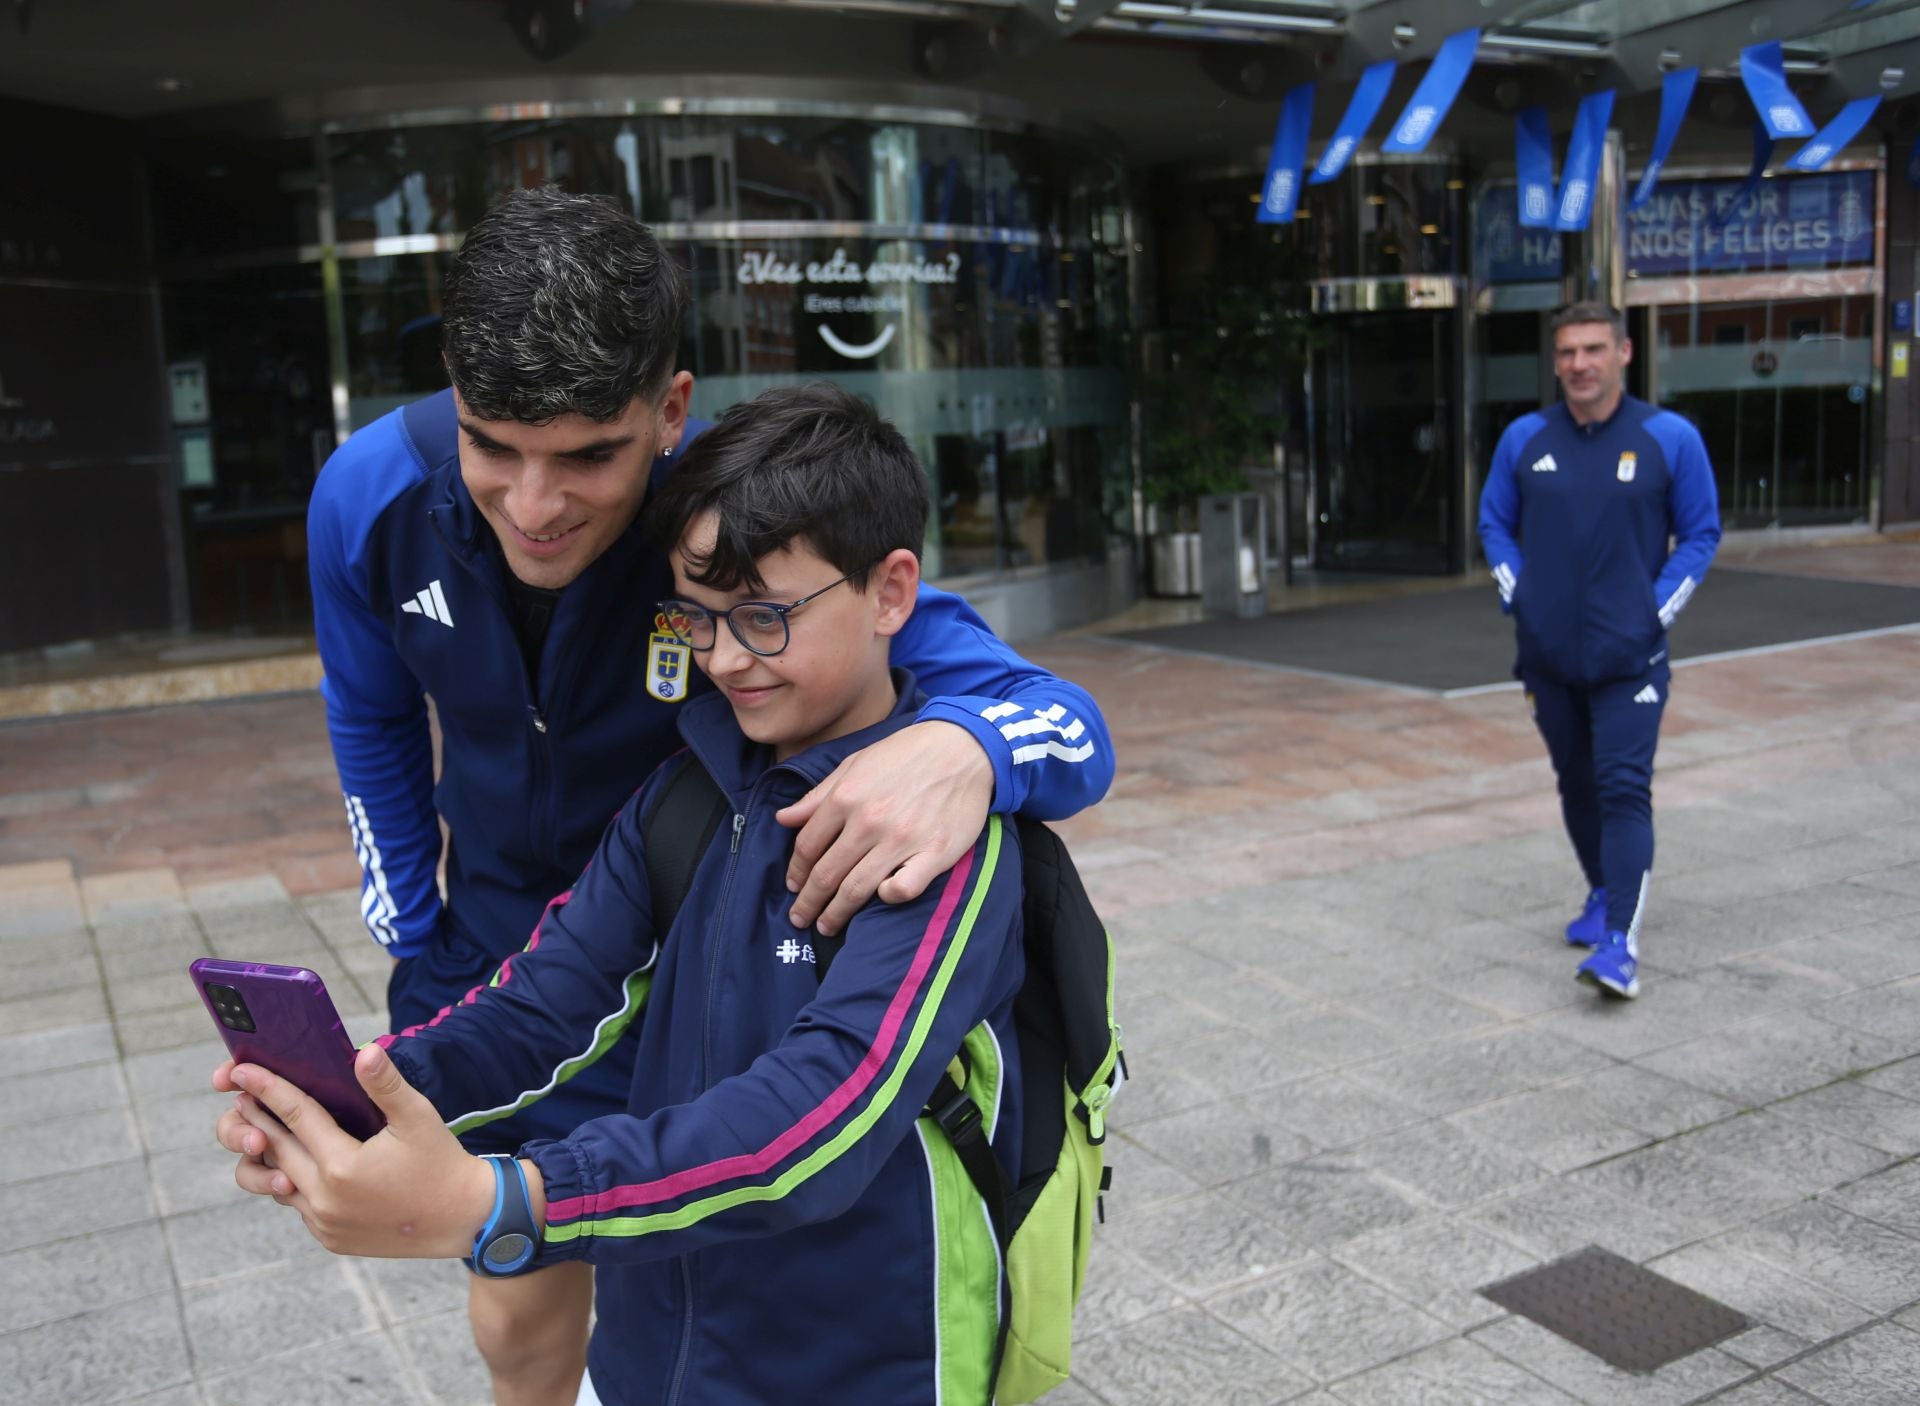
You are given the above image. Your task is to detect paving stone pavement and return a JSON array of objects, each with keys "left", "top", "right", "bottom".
[{"left": 7, "top": 557, "right": 1920, "bottom": 1402}]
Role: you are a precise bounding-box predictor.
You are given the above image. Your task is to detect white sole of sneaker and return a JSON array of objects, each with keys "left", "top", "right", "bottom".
[{"left": 1576, "top": 968, "right": 1640, "bottom": 999}]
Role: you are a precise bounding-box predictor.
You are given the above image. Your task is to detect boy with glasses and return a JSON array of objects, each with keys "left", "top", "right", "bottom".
[{"left": 217, "top": 382, "right": 1038, "bottom": 1405}]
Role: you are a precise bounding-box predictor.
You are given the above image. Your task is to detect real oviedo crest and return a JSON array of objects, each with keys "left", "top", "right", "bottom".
[
  {"left": 646, "top": 614, "right": 691, "bottom": 703},
  {"left": 1617, "top": 451, "right": 1637, "bottom": 483}
]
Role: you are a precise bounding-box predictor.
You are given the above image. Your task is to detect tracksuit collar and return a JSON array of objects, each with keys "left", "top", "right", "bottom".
[{"left": 677, "top": 667, "right": 926, "bottom": 805}]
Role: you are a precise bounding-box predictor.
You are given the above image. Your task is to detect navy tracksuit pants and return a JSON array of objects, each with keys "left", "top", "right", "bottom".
[{"left": 1523, "top": 659, "right": 1669, "bottom": 938}]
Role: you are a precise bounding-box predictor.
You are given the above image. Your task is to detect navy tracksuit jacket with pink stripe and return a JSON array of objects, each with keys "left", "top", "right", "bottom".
[{"left": 384, "top": 674, "right": 1024, "bottom": 1406}]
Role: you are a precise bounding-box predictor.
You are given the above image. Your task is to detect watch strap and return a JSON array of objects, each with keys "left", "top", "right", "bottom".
[{"left": 469, "top": 1154, "right": 540, "bottom": 1277}]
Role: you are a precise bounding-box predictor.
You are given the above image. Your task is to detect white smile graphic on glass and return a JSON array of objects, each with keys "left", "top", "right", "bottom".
[{"left": 818, "top": 323, "right": 898, "bottom": 359}]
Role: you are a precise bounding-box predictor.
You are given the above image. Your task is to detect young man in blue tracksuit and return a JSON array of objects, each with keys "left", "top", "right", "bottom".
[
  {"left": 219, "top": 383, "right": 1030, "bottom": 1405},
  {"left": 301, "top": 189, "right": 1111, "bottom": 1400},
  {"left": 1478, "top": 301, "right": 1721, "bottom": 998}
]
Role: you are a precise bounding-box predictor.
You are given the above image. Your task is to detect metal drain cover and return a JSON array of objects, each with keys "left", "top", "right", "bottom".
[{"left": 1479, "top": 1245, "right": 1750, "bottom": 1373}]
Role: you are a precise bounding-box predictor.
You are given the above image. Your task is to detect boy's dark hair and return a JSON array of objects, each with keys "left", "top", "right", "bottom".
[
  {"left": 646, "top": 381, "right": 929, "bottom": 594},
  {"left": 442, "top": 186, "right": 688, "bottom": 424},
  {"left": 1551, "top": 300, "right": 1627, "bottom": 342}
]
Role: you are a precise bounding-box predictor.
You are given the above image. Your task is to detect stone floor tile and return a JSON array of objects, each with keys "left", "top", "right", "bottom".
[
  {"left": 1333, "top": 1215, "right": 1540, "bottom": 1330},
  {"left": 1775, "top": 1321, "right": 1920, "bottom": 1406},
  {"left": 1766, "top": 931, "right": 1920, "bottom": 990},
  {"left": 1114, "top": 989, "right": 1237, "bottom": 1057},
  {"left": 0, "top": 1160, "right": 152, "bottom": 1254},
  {"left": 89, "top": 911, "right": 202, "bottom": 955},
  {"left": 1122, "top": 1104, "right": 1316, "bottom": 1188},
  {"left": 1676, "top": 1110, "right": 1895, "bottom": 1197},
  {"left": 1225, "top": 1155, "right": 1429, "bottom": 1248},
  {"left": 1073, "top": 1238, "right": 1187, "bottom": 1339},
  {"left": 1637, "top": 1011, "right": 1905, "bottom": 1106},
  {"left": 1724, "top": 1201, "right": 1920, "bottom": 1315},
  {"left": 1564, "top": 1141, "right": 1804, "bottom": 1244},
  {"left": 1326, "top": 1336, "right": 1581, "bottom": 1405},
  {"left": 1041, "top": 1381, "right": 1112, "bottom": 1406},
  {"left": 200, "top": 1329, "right": 424, "bottom": 1406},
  {"left": 1151, "top": 1029, "right": 1320, "bottom": 1097},
  {"left": 1343, "top": 1026, "right": 1599, "bottom": 1117},
  {"left": 124, "top": 1040, "right": 230, "bottom": 1105},
  {"left": 1268, "top": 1072, "right": 1426, "bottom": 1150},
  {"left": 1429, "top": 957, "right": 1588, "bottom": 1021},
  {"left": 137, "top": 1087, "right": 229, "bottom": 1156},
  {"left": 1103, "top": 1134, "right": 1204, "bottom": 1209},
  {"left": 391, "top": 1309, "right": 495, "bottom": 1406},
  {"left": 1337, "top": 985, "right": 1508, "bottom": 1044},
  {"left": 1811, "top": 978, "right": 1920, "bottom": 1043},
  {"left": 0, "top": 1059, "right": 127, "bottom": 1129},
  {"left": 0, "top": 980, "right": 109, "bottom": 1037},
  {"left": 163, "top": 1195, "right": 331, "bottom": 1287},
  {"left": 0, "top": 1224, "right": 172, "bottom": 1336},
  {"left": 180, "top": 1260, "right": 376, "bottom": 1378},
  {"left": 1352, "top": 1119, "right": 1548, "bottom": 1209},
  {"left": 356, "top": 1256, "right": 469, "bottom": 1328},
  {"left": 1464, "top": 1179, "right": 1700, "bottom": 1265},
  {"left": 1562, "top": 1063, "right": 1742, "bottom": 1141},
  {"left": 1768, "top": 1079, "right": 1920, "bottom": 1155},
  {"left": 1700, "top": 1380, "right": 1823, "bottom": 1405},
  {"left": 1112, "top": 1190, "right": 1314, "bottom": 1298},
  {"left": 1209, "top": 1256, "right": 1454, "bottom": 1383},
  {"left": 80, "top": 868, "right": 186, "bottom": 923},
  {"left": 1260, "top": 1005, "right": 1412, "bottom": 1071},
  {"left": 1467, "top": 1314, "right": 1749, "bottom": 1406},
  {"left": 1447, "top": 1088, "right": 1652, "bottom": 1175},
  {"left": 1822, "top": 1159, "right": 1920, "bottom": 1239},
  {"left": 0, "top": 1292, "right": 192, "bottom": 1405},
  {"left": 0, "top": 1020, "right": 118, "bottom": 1080},
  {"left": 116, "top": 1002, "right": 228, "bottom": 1057},
  {"left": 149, "top": 1142, "right": 249, "bottom": 1219},
  {"left": 1073, "top": 1306, "right": 1314, "bottom": 1406},
  {"left": 0, "top": 1106, "right": 140, "bottom": 1184},
  {"left": 1646, "top": 1240, "right": 1877, "bottom": 1348},
  {"left": 1717, "top": 1325, "right": 1817, "bottom": 1372},
  {"left": 0, "top": 859, "right": 75, "bottom": 890},
  {"left": 99, "top": 933, "right": 212, "bottom": 983}
]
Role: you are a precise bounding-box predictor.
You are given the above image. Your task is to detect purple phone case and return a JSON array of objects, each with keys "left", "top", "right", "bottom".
[{"left": 189, "top": 959, "right": 387, "bottom": 1141}]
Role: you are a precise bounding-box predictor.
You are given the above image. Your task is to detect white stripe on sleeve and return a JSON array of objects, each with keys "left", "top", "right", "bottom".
[
  {"left": 1657, "top": 575, "right": 1696, "bottom": 628},
  {"left": 344, "top": 794, "right": 400, "bottom": 947}
]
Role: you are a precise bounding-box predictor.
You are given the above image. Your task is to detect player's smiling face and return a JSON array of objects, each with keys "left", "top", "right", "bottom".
[{"left": 456, "top": 382, "right": 686, "bottom": 590}]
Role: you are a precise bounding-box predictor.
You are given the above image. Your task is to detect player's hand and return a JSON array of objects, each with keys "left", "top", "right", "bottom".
[
  {"left": 776, "top": 720, "right": 993, "bottom": 936},
  {"left": 223, "top": 1044, "right": 502, "bottom": 1260}
]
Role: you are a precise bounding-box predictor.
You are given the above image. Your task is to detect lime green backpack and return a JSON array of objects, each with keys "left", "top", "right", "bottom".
[{"left": 644, "top": 765, "right": 1126, "bottom": 1405}]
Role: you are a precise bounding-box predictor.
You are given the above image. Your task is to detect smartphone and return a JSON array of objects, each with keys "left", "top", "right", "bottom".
[{"left": 188, "top": 959, "right": 386, "bottom": 1141}]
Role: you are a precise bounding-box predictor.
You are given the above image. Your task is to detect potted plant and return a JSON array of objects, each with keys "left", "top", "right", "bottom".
[{"left": 1140, "top": 289, "right": 1312, "bottom": 595}]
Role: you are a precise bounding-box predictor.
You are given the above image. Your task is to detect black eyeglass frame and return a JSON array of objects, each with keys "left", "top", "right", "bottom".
[{"left": 657, "top": 561, "right": 878, "bottom": 658}]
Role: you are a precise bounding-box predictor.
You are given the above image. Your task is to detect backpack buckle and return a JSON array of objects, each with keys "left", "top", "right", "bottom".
[{"left": 929, "top": 1084, "right": 983, "bottom": 1147}]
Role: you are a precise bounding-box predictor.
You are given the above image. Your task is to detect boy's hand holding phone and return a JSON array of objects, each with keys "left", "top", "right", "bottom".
[{"left": 213, "top": 1043, "right": 546, "bottom": 1260}]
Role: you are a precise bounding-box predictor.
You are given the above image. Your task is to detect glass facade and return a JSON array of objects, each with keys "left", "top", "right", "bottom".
[{"left": 149, "top": 105, "right": 1133, "bottom": 631}]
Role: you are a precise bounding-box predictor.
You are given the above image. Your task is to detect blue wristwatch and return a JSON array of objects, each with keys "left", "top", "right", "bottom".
[{"left": 470, "top": 1154, "right": 541, "bottom": 1277}]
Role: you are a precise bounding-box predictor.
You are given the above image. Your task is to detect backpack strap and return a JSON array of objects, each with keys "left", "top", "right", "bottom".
[
  {"left": 642, "top": 758, "right": 733, "bottom": 937},
  {"left": 927, "top": 1067, "right": 1016, "bottom": 1384}
]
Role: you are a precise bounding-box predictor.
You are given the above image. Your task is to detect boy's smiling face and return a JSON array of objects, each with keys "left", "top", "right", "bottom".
[{"left": 671, "top": 511, "right": 919, "bottom": 761}]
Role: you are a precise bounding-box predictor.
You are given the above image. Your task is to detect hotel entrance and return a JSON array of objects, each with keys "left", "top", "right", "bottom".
[{"left": 1308, "top": 290, "right": 1465, "bottom": 575}]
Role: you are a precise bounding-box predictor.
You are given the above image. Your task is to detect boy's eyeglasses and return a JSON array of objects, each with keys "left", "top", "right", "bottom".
[{"left": 658, "top": 562, "right": 874, "bottom": 658}]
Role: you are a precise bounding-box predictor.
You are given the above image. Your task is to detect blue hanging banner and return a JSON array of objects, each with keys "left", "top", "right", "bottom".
[
  {"left": 1707, "top": 121, "right": 1776, "bottom": 232},
  {"left": 1553, "top": 89, "right": 1616, "bottom": 231},
  {"left": 1310, "top": 60, "right": 1397, "bottom": 185},
  {"left": 1909, "top": 129, "right": 1920, "bottom": 189},
  {"left": 1381, "top": 28, "right": 1481, "bottom": 154},
  {"left": 1739, "top": 41, "right": 1814, "bottom": 141},
  {"left": 1629, "top": 67, "right": 1698, "bottom": 211},
  {"left": 1257, "top": 83, "right": 1317, "bottom": 224},
  {"left": 1785, "top": 95, "right": 1882, "bottom": 172},
  {"left": 1515, "top": 107, "right": 1555, "bottom": 228}
]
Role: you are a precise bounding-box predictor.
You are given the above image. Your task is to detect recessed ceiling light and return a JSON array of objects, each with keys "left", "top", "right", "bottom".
[{"left": 156, "top": 77, "right": 188, "bottom": 92}]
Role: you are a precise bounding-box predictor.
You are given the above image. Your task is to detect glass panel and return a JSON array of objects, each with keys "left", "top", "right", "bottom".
[
  {"left": 147, "top": 133, "right": 321, "bottom": 261},
  {"left": 1626, "top": 171, "right": 1875, "bottom": 279},
  {"left": 338, "top": 252, "right": 454, "bottom": 430},
  {"left": 1655, "top": 295, "right": 1873, "bottom": 527}
]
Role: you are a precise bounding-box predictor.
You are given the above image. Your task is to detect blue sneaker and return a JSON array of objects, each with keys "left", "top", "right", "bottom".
[
  {"left": 1564, "top": 888, "right": 1607, "bottom": 948},
  {"left": 1577, "top": 931, "right": 1639, "bottom": 999}
]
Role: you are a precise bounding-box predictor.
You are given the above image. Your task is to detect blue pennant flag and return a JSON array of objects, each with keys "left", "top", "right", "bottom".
[
  {"left": 1630, "top": 67, "right": 1698, "bottom": 210},
  {"left": 1515, "top": 107, "right": 1555, "bottom": 228},
  {"left": 1739, "top": 41, "right": 1814, "bottom": 141},
  {"left": 1786, "top": 96, "right": 1882, "bottom": 172},
  {"left": 1708, "top": 121, "right": 1776, "bottom": 232},
  {"left": 1554, "top": 89, "right": 1616, "bottom": 231},
  {"left": 1257, "top": 83, "right": 1317, "bottom": 224},
  {"left": 1311, "top": 60, "right": 1397, "bottom": 185},
  {"left": 1382, "top": 28, "right": 1480, "bottom": 154}
]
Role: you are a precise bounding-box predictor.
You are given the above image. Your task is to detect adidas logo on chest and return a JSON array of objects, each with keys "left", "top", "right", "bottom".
[{"left": 400, "top": 579, "right": 454, "bottom": 628}]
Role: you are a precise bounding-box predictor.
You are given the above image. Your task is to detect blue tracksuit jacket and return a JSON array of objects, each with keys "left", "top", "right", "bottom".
[
  {"left": 1478, "top": 395, "right": 1722, "bottom": 687},
  {"left": 308, "top": 387, "right": 1113, "bottom": 964},
  {"left": 383, "top": 674, "right": 1025, "bottom": 1406}
]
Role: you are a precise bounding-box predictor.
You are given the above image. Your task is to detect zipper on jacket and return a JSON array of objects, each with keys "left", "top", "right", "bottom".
[
  {"left": 665, "top": 1255, "right": 695, "bottom": 1406},
  {"left": 700, "top": 808, "right": 750, "bottom": 1087}
]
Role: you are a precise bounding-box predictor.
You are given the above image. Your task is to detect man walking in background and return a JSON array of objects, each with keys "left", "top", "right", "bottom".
[{"left": 1477, "top": 300, "right": 1721, "bottom": 999}]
